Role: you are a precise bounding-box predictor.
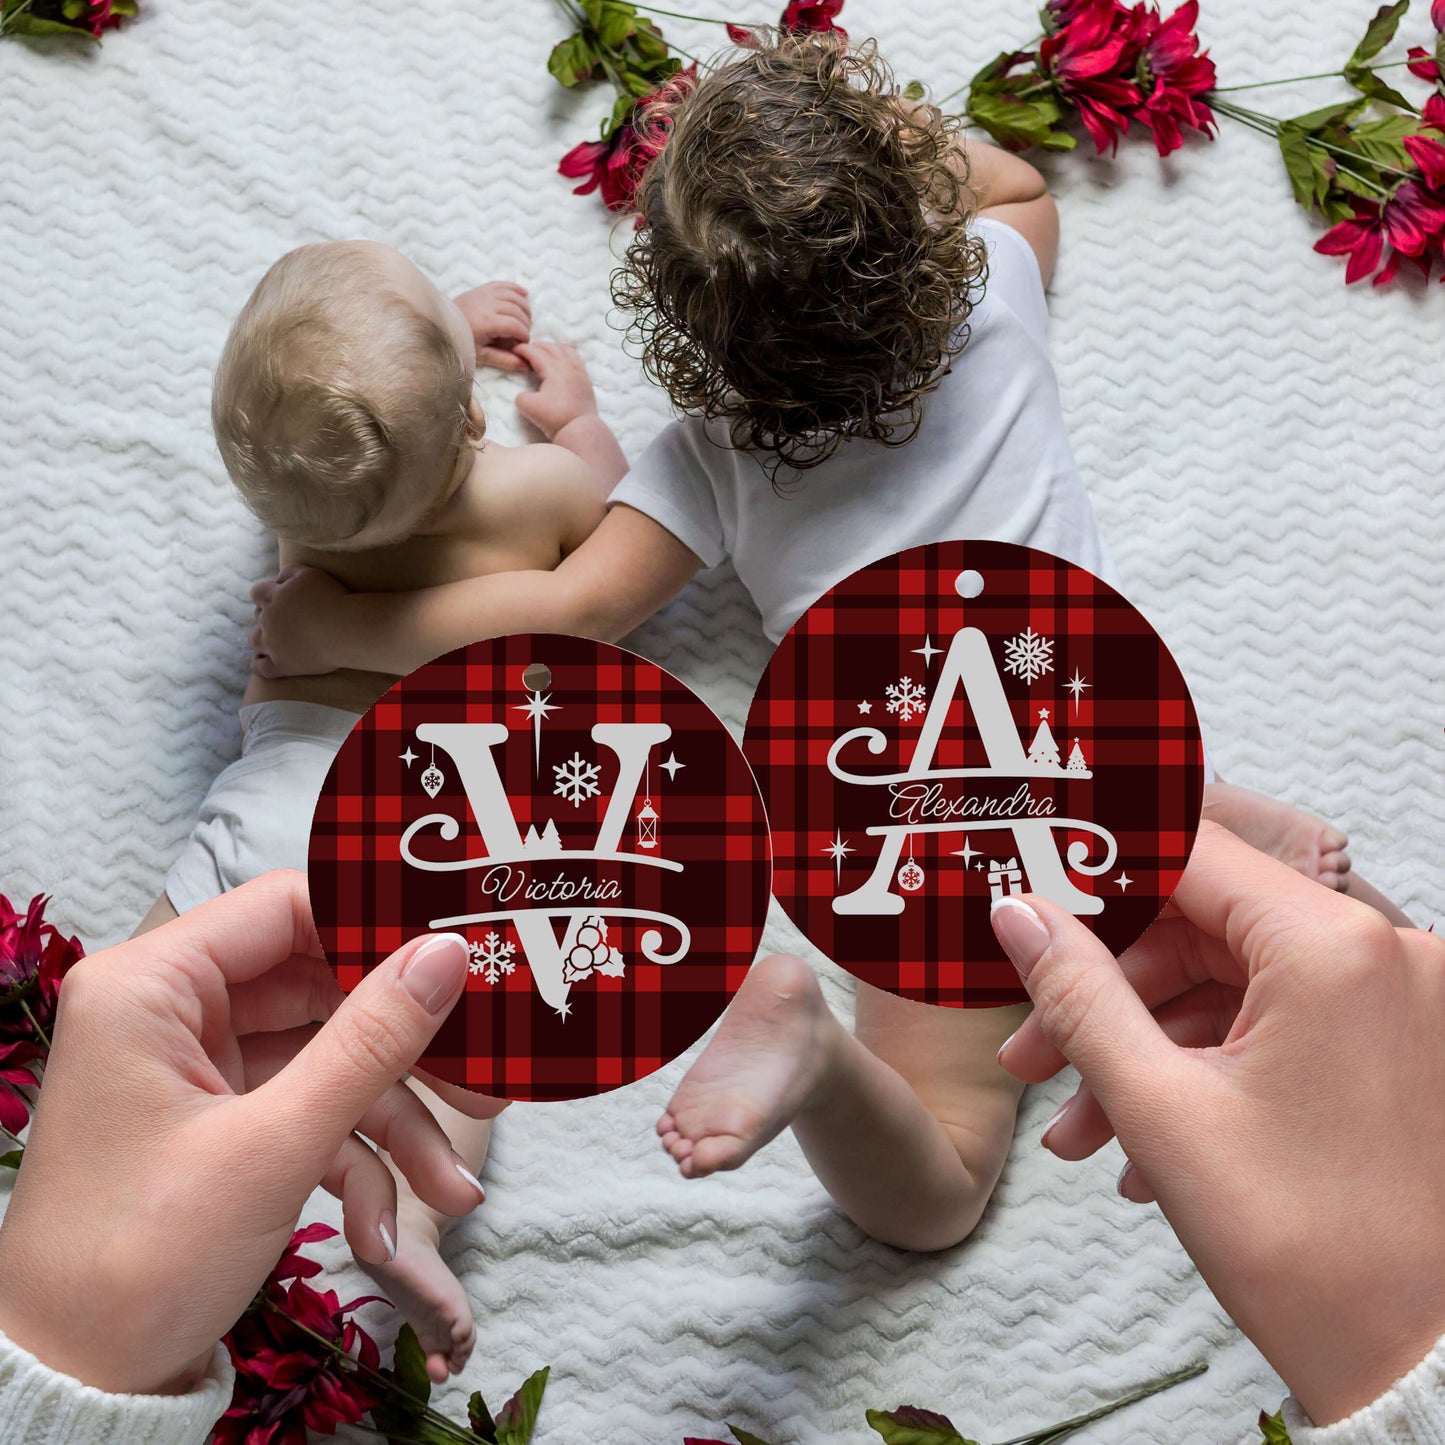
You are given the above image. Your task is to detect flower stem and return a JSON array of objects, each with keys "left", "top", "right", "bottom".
[
  {"left": 1211, "top": 58, "right": 1414, "bottom": 92},
  {"left": 994, "top": 1361, "right": 1209, "bottom": 1445},
  {"left": 262, "top": 1301, "right": 480, "bottom": 1445},
  {"left": 1211, "top": 97, "right": 1401, "bottom": 194},
  {"left": 628, "top": 1, "right": 759, "bottom": 23},
  {"left": 17, "top": 999, "right": 51, "bottom": 1054}
]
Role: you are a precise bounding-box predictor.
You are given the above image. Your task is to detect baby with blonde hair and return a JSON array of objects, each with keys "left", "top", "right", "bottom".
[{"left": 141, "top": 238, "right": 626, "bottom": 1383}]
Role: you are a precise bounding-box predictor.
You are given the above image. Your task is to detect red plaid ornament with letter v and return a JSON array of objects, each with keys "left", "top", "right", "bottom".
[
  {"left": 744, "top": 541, "right": 1205, "bottom": 1006},
  {"left": 309, "top": 635, "right": 771, "bottom": 1100}
]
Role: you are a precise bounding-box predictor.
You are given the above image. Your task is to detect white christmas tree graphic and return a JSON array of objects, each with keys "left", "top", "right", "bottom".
[
  {"left": 1025, "top": 708, "right": 1062, "bottom": 772},
  {"left": 1067, "top": 738, "right": 1089, "bottom": 774}
]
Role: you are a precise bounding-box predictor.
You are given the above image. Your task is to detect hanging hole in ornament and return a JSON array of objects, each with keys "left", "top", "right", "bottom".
[
  {"left": 956, "top": 570, "right": 985, "bottom": 599},
  {"left": 522, "top": 663, "right": 552, "bottom": 692}
]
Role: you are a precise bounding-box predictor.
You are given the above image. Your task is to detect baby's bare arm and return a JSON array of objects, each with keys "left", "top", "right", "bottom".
[{"left": 514, "top": 341, "right": 628, "bottom": 491}]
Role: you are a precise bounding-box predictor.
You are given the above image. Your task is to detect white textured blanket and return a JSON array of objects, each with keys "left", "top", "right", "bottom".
[{"left": 2, "top": 0, "right": 1441, "bottom": 1440}]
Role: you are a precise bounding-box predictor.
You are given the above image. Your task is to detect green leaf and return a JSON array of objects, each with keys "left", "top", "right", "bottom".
[
  {"left": 495, "top": 1366, "right": 549, "bottom": 1445},
  {"left": 865, "top": 1406, "right": 979, "bottom": 1445},
  {"left": 1333, "top": 164, "right": 1383, "bottom": 199},
  {"left": 1259, "top": 1409, "right": 1293, "bottom": 1444},
  {"left": 729, "top": 1429, "right": 776, "bottom": 1445},
  {"left": 0, "top": 1149, "right": 21, "bottom": 1170},
  {"left": 903, "top": 79, "right": 926, "bottom": 101},
  {"left": 1353, "top": 112, "right": 1420, "bottom": 164},
  {"left": 1343, "top": 63, "right": 1416, "bottom": 110},
  {"left": 1278, "top": 126, "right": 1319, "bottom": 209},
  {"left": 594, "top": 0, "right": 640, "bottom": 50},
  {"left": 1, "top": 10, "right": 96, "bottom": 37},
  {"left": 469, "top": 1391, "right": 498, "bottom": 1444},
  {"left": 60, "top": 0, "right": 85, "bottom": 16},
  {"left": 965, "top": 89, "right": 1067, "bottom": 152},
  {"left": 1348, "top": 1, "right": 1410, "bottom": 69},
  {"left": 386, "top": 1322, "right": 432, "bottom": 1409},
  {"left": 1283, "top": 98, "right": 1369, "bottom": 134},
  {"left": 626, "top": 21, "right": 672, "bottom": 66},
  {"left": 547, "top": 33, "right": 601, "bottom": 88}
]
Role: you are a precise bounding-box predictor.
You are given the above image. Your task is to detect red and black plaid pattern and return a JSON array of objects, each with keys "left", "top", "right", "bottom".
[
  {"left": 309, "top": 634, "right": 771, "bottom": 1101},
  {"left": 744, "top": 542, "right": 1205, "bottom": 1007}
]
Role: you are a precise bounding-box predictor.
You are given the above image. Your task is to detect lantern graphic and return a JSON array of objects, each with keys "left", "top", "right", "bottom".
[
  {"left": 636, "top": 795, "right": 658, "bottom": 849},
  {"left": 635, "top": 758, "right": 660, "bottom": 849}
]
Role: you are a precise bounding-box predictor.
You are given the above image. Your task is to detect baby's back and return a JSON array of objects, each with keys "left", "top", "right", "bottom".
[{"left": 245, "top": 440, "right": 598, "bottom": 712}]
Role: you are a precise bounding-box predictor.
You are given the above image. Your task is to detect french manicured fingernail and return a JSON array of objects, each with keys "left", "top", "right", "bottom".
[
  {"left": 452, "top": 1153, "right": 486, "bottom": 1204},
  {"left": 379, "top": 1212, "right": 397, "bottom": 1264},
  {"left": 400, "top": 934, "right": 470, "bottom": 1014},
  {"left": 1117, "top": 1160, "right": 1136, "bottom": 1197},
  {"left": 1040, "top": 1100, "right": 1071, "bottom": 1147},
  {"left": 996, "top": 1029, "right": 1018, "bottom": 1065},
  {"left": 991, "top": 897, "right": 1051, "bottom": 979}
]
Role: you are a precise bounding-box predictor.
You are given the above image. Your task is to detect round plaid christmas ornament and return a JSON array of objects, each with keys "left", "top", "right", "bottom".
[
  {"left": 744, "top": 541, "right": 1206, "bottom": 1006},
  {"left": 309, "top": 635, "right": 771, "bottom": 1100}
]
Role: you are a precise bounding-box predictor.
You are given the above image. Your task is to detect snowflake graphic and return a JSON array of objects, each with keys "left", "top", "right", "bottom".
[
  {"left": 469, "top": 931, "right": 517, "bottom": 985},
  {"left": 1003, "top": 627, "right": 1055, "bottom": 684},
  {"left": 885, "top": 676, "right": 928, "bottom": 723},
  {"left": 552, "top": 751, "right": 601, "bottom": 807}
]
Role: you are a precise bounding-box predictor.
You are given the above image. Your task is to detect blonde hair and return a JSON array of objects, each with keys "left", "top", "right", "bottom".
[{"left": 212, "top": 242, "right": 474, "bottom": 549}]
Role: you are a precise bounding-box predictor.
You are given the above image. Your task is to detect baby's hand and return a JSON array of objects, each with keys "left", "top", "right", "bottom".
[
  {"left": 514, "top": 342, "right": 598, "bottom": 440},
  {"left": 452, "top": 282, "right": 531, "bottom": 372},
  {"left": 249, "top": 563, "right": 350, "bottom": 678}
]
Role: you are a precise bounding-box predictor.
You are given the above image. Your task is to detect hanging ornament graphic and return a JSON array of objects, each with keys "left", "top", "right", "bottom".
[
  {"left": 744, "top": 541, "right": 1206, "bottom": 1007},
  {"left": 420, "top": 744, "right": 445, "bottom": 799},
  {"left": 896, "top": 839, "right": 925, "bottom": 893},
  {"left": 308, "top": 634, "right": 771, "bottom": 1100}
]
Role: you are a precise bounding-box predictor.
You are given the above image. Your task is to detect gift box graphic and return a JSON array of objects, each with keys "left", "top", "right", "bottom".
[{"left": 988, "top": 857, "right": 1025, "bottom": 900}]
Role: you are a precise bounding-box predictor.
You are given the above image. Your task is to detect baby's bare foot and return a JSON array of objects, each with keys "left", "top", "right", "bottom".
[
  {"left": 1203, "top": 781, "right": 1352, "bottom": 890},
  {"left": 358, "top": 1201, "right": 476, "bottom": 1383},
  {"left": 657, "top": 952, "right": 835, "bottom": 1179}
]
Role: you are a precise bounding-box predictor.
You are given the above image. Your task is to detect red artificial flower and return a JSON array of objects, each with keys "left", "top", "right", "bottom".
[
  {"left": 559, "top": 64, "right": 698, "bottom": 216},
  {"left": 779, "top": 0, "right": 846, "bottom": 37},
  {"left": 1407, "top": 45, "right": 1440, "bottom": 82},
  {"left": 1314, "top": 202, "right": 1387, "bottom": 283},
  {"left": 1405, "top": 132, "right": 1445, "bottom": 189},
  {"left": 726, "top": 22, "right": 761, "bottom": 46},
  {"left": 1133, "top": 0, "right": 1217, "bottom": 155},
  {"left": 1434, "top": 0, "right": 1445, "bottom": 31},
  {"left": 216, "top": 1227, "right": 387, "bottom": 1445},
  {"left": 1381, "top": 178, "right": 1445, "bottom": 256},
  {"left": 1423, "top": 92, "right": 1445, "bottom": 132},
  {"left": 0, "top": 893, "right": 83, "bottom": 1133},
  {"left": 1039, "top": 0, "right": 1145, "bottom": 153}
]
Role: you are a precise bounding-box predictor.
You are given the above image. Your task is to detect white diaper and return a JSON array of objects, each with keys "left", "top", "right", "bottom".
[{"left": 164, "top": 700, "right": 362, "bottom": 913}]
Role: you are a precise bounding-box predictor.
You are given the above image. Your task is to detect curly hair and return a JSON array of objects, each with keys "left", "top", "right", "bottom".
[{"left": 613, "top": 35, "right": 988, "bottom": 476}]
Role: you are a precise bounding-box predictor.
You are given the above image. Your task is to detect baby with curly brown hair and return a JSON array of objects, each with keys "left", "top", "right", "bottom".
[{"left": 248, "top": 37, "right": 1401, "bottom": 1251}]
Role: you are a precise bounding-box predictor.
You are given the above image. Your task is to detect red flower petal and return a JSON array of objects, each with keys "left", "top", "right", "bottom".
[{"left": 1405, "top": 134, "right": 1445, "bottom": 189}]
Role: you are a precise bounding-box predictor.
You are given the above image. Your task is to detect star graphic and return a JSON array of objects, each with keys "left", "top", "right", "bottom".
[
  {"left": 515, "top": 690, "right": 559, "bottom": 772},
  {"left": 553, "top": 998, "right": 573, "bottom": 1020},
  {"left": 1115, "top": 872, "right": 1133, "bottom": 891},
  {"left": 857, "top": 700, "right": 872, "bottom": 714},
  {"left": 951, "top": 836, "right": 980, "bottom": 868},
  {"left": 912, "top": 635, "right": 942, "bottom": 668},
  {"left": 823, "top": 830, "right": 854, "bottom": 882},
  {"left": 399, "top": 747, "right": 417, "bottom": 768},
  {"left": 660, "top": 752, "right": 684, "bottom": 781},
  {"left": 1039, "top": 707, "right": 1050, "bottom": 721},
  {"left": 1066, "top": 668, "right": 1091, "bottom": 712},
  {"left": 974, "top": 862, "right": 985, "bottom": 871}
]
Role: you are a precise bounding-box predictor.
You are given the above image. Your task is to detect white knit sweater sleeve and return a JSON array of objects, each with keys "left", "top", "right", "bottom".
[
  {"left": 0, "top": 1326, "right": 232, "bottom": 1445},
  {"left": 1283, "top": 1336, "right": 1445, "bottom": 1445}
]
